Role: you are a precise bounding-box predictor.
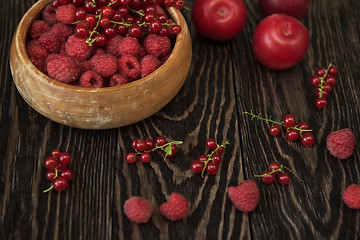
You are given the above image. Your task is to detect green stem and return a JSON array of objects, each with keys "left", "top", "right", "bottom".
[{"left": 318, "top": 61, "right": 333, "bottom": 98}]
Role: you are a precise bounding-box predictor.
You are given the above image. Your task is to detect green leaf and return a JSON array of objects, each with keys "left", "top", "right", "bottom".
[{"left": 164, "top": 145, "right": 172, "bottom": 155}]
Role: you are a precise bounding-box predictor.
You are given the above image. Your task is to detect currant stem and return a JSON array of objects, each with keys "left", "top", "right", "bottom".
[
  {"left": 282, "top": 165, "right": 304, "bottom": 183},
  {"left": 318, "top": 61, "right": 333, "bottom": 98},
  {"left": 201, "top": 140, "right": 230, "bottom": 178},
  {"left": 43, "top": 169, "right": 58, "bottom": 193}
]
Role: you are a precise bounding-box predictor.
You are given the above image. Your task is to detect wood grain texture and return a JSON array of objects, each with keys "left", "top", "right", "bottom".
[{"left": 1, "top": 0, "right": 360, "bottom": 239}]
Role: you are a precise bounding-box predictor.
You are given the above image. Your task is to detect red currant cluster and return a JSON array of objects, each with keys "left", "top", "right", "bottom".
[
  {"left": 243, "top": 111, "right": 315, "bottom": 147},
  {"left": 52, "top": 0, "right": 185, "bottom": 46},
  {"left": 190, "top": 138, "right": 229, "bottom": 177},
  {"left": 126, "top": 136, "right": 183, "bottom": 163},
  {"left": 43, "top": 149, "right": 74, "bottom": 192},
  {"left": 311, "top": 62, "right": 338, "bottom": 109},
  {"left": 255, "top": 162, "right": 303, "bottom": 185}
]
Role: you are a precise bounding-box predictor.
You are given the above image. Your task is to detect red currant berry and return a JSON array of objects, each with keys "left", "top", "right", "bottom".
[
  {"left": 190, "top": 159, "right": 205, "bottom": 174},
  {"left": 149, "top": 19, "right": 161, "bottom": 33},
  {"left": 52, "top": 176, "right": 69, "bottom": 191},
  {"left": 269, "top": 125, "right": 281, "bottom": 136},
  {"left": 268, "top": 162, "right": 281, "bottom": 173},
  {"left": 260, "top": 170, "right": 275, "bottom": 184},
  {"left": 286, "top": 128, "right": 300, "bottom": 141},
  {"left": 328, "top": 65, "right": 338, "bottom": 75},
  {"left": 216, "top": 146, "right": 225, "bottom": 155},
  {"left": 59, "top": 152, "right": 71, "bottom": 166},
  {"left": 316, "top": 89, "right": 328, "bottom": 99},
  {"left": 323, "top": 83, "right": 332, "bottom": 93},
  {"left": 103, "top": 26, "right": 117, "bottom": 38},
  {"left": 324, "top": 75, "right": 337, "bottom": 86},
  {"left": 316, "top": 67, "right": 326, "bottom": 77},
  {"left": 283, "top": 114, "right": 296, "bottom": 128},
  {"left": 169, "top": 24, "right": 181, "bottom": 34},
  {"left": 311, "top": 75, "right": 321, "bottom": 87},
  {"left": 296, "top": 121, "right": 310, "bottom": 130},
  {"left": 60, "top": 169, "right": 74, "bottom": 180},
  {"left": 198, "top": 154, "right": 208, "bottom": 162},
  {"left": 174, "top": 0, "right": 185, "bottom": 9},
  {"left": 75, "top": 25, "right": 89, "bottom": 38},
  {"left": 85, "top": 14, "right": 98, "bottom": 28},
  {"left": 75, "top": 7, "right": 87, "bottom": 20},
  {"left": 51, "top": 149, "right": 61, "bottom": 159},
  {"left": 57, "top": 163, "right": 68, "bottom": 171},
  {"left": 205, "top": 138, "right": 217, "bottom": 150},
  {"left": 46, "top": 169, "right": 57, "bottom": 181},
  {"left": 126, "top": 152, "right": 137, "bottom": 163},
  {"left": 94, "top": 33, "right": 107, "bottom": 47},
  {"left": 166, "top": 144, "right": 177, "bottom": 157},
  {"left": 44, "top": 156, "right": 59, "bottom": 170},
  {"left": 315, "top": 98, "right": 328, "bottom": 109},
  {"left": 300, "top": 132, "right": 315, "bottom": 147},
  {"left": 131, "top": 139, "right": 138, "bottom": 150},
  {"left": 140, "top": 152, "right": 152, "bottom": 163},
  {"left": 205, "top": 162, "right": 218, "bottom": 175},
  {"left": 145, "top": 139, "right": 155, "bottom": 151},
  {"left": 211, "top": 154, "right": 222, "bottom": 164},
  {"left": 101, "top": 6, "right": 115, "bottom": 18},
  {"left": 100, "top": 17, "right": 111, "bottom": 28},
  {"left": 136, "top": 139, "right": 148, "bottom": 151},
  {"left": 277, "top": 172, "right": 290, "bottom": 184},
  {"left": 109, "top": 0, "right": 121, "bottom": 7},
  {"left": 154, "top": 136, "right": 167, "bottom": 147}
]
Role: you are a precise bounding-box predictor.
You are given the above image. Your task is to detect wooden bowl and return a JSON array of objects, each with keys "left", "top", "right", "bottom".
[{"left": 10, "top": 0, "right": 192, "bottom": 130}]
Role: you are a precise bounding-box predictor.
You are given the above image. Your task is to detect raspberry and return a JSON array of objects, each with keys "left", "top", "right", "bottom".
[
  {"left": 56, "top": 4, "right": 76, "bottom": 24},
  {"left": 118, "top": 37, "right": 141, "bottom": 56},
  {"left": 29, "top": 20, "right": 50, "bottom": 40},
  {"left": 123, "top": 196, "right": 153, "bottom": 224},
  {"left": 65, "top": 35, "right": 93, "bottom": 61},
  {"left": 42, "top": 4, "right": 57, "bottom": 26},
  {"left": 78, "top": 60, "right": 92, "bottom": 73},
  {"left": 50, "top": 23, "right": 74, "bottom": 42},
  {"left": 227, "top": 180, "right": 259, "bottom": 212},
  {"left": 26, "top": 40, "right": 49, "bottom": 60},
  {"left": 159, "top": 192, "right": 188, "bottom": 221},
  {"left": 90, "top": 53, "right": 118, "bottom": 78},
  {"left": 343, "top": 184, "right": 360, "bottom": 209},
  {"left": 105, "top": 35, "right": 123, "bottom": 56},
  {"left": 118, "top": 55, "right": 141, "bottom": 81},
  {"left": 143, "top": 34, "right": 172, "bottom": 58},
  {"left": 38, "top": 31, "right": 61, "bottom": 53},
  {"left": 79, "top": 70, "right": 104, "bottom": 88},
  {"left": 326, "top": 128, "right": 355, "bottom": 159},
  {"left": 46, "top": 54, "right": 80, "bottom": 83},
  {"left": 140, "top": 55, "right": 161, "bottom": 78},
  {"left": 30, "top": 57, "right": 45, "bottom": 73},
  {"left": 109, "top": 74, "right": 128, "bottom": 87}
]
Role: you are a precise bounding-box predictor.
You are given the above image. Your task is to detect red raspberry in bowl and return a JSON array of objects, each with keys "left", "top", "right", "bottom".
[
  {"left": 42, "top": 4, "right": 57, "bottom": 26},
  {"left": 46, "top": 54, "right": 80, "bottom": 84},
  {"left": 79, "top": 70, "right": 104, "bottom": 88},
  {"left": 65, "top": 35, "right": 93, "bottom": 61},
  {"left": 90, "top": 53, "right": 118, "bottom": 78},
  {"left": 38, "top": 31, "right": 61, "bottom": 53},
  {"left": 29, "top": 20, "right": 50, "bottom": 40},
  {"left": 105, "top": 35, "right": 123, "bottom": 56},
  {"left": 56, "top": 4, "right": 77, "bottom": 24},
  {"left": 118, "top": 55, "right": 141, "bottom": 81},
  {"left": 26, "top": 40, "right": 49, "bottom": 60},
  {"left": 144, "top": 34, "right": 172, "bottom": 58},
  {"left": 109, "top": 74, "right": 128, "bottom": 87},
  {"left": 50, "top": 23, "right": 74, "bottom": 42},
  {"left": 140, "top": 55, "right": 161, "bottom": 78},
  {"left": 118, "top": 37, "right": 141, "bottom": 57}
]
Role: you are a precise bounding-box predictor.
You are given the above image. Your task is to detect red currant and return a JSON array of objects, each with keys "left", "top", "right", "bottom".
[
  {"left": 323, "top": 83, "right": 332, "bottom": 93},
  {"left": 324, "top": 75, "right": 337, "bottom": 86},
  {"left": 286, "top": 128, "right": 299, "bottom": 141},
  {"left": 316, "top": 67, "right": 326, "bottom": 77},
  {"left": 300, "top": 132, "right": 315, "bottom": 147},
  {"left": 59, "top": 152, "right": 71, "bottom": 166},
  {"left": 211, "top": 154, "right": 222, "bottom": 164},
  {"left": 51, "top": 149, "right": 61, "bottom": 159},
  {"left": 145, "top": 139, "right": 155, "bottom": 151},
  {"left": 126, "top": 152, "right": 137, "bottom": 163},
  {"left": 101, "top": 6, "right": 115, "bottom": 18},
  {"left": 315, "top": 98, "right": 328, "bottom": 109},
  {"left": 46, "top": 169, "right": 57, "bottom": 181},
  {"left": 52, "top": 176, "right": 69, "bottom": 191},
  {"left": 190, "top": 160, "right": 205, "bottom": 174},
  {"left": 44, "top": 156, "right": 59, "bottom": 170},
  {"left": 205, "top": 138, "right": 217, "bottom": 150},
  {"left": 198, "top": 154, "right": 208, "bottom": 162},
  {"left": 166, "top": 144, "right": 177, "bottom": 157},
  {"left": 205, "top": 162, "right": 218, "bottom": 175},
  {"left": 140, "top": 152, "right": 152, "bottom": 163},
  {"left": 60, "top": 169, "right": 74, "bottom": 180},
  {"left": 135, "top": 139, "right": 147, "bottom": 151},
  {"left": 277, "top": 172, "right": 290, "bottom": 184},
  {"left": 269, "top": 125, "right": 281, "bottom": 136},
  {"left": 316, "top": 89, "right": 328, "bottom": 99},
  {"left": 216, "top": 147, "right": 225, "bottom": 155},
  {"left": 311, "top": 75, "right": 321, "bottom": 87},
  {"left": 268, "top": 162, "right": 281, "bottom": 173},
  {"left": 260, "top": 170, "right": 275, "bottom": 184},
  {"left": 296, "top": 121, "right": 310, "bottom": 130},
  {"left": 155, "top": 136, "right": 167, "bottom": 147},
  {"left": 283, "top": 114, "right": 296, "bottom": 128},
  {"left": 328, "top": 65, "right": 338, "bottom": 75}
]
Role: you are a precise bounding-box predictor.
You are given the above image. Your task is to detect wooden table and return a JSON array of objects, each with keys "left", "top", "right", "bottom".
[{"left": 1, "top": 0, "right": 360, "bottom": 239}]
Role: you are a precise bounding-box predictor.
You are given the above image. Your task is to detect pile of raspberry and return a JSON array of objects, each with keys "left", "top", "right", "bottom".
[{"left": 26, "top": 0, "right": 185, "bottom": 88}]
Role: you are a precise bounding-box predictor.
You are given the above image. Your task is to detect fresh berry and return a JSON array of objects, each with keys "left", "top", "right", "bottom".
[
  {"left": 38, "top": 31, "right": 61, "bottom": 53},
  {"left": 283, "top": 114, "right": 296, "bottom": 128},
  {"left": 109, "top": 74, "right": 129, "bottom": 87},
  {"left": 91, "top": 53, "right": 118, "bottom": 78},
  {"left": 65, "top": 35, "right": 93, "bottom": 61},
  {"left": 59, "top": 152, "right": 71, "bottom": 166},
  {"left": 56, "top": 4, "right": 77, "bottom": 24},
  {"left": 155, "top": 136, "right": 167, "bottom": 147},
  {"left": 286, "top": 128, "right": 300, "bottom": 141},
  {"left": 42, "top": 4, "right": 57, "bottom": 25},
  {"left": 140, "top": 55, "right": 161, "bottom": 78},
  {"left": 46, "top": 54, "right": 80, "bottom": 83},
  {"left": 315, "top": 98, "right": 328, "bottom": 109},
  {"left": 117, "top": 55, "right": 141, "bottom": 81},
  {"left": 190, "top": 159, "right": 205, "bottom": 174},
  {"left": 165, "top": 144, "right": 177, "bottom": 157},
  {"left": 29, "top": 20, "right": 51, "bottom": 39},
  {"left": 259, "top": 170, "right": 275, "bottom": 184},
  {"left": 205, "top": 138, "right": 217, "bottom": 150},
  {"left": 326, "top": 128, "right": 355, "bottom": 159},
  {"left": 104, "top": 35, "right": 123, "bottom": 56},
  {"left": 160, "top": 192, "right": 188, "bottom": 221},
  {"left": 342, "top": 184, "right": 360, "bottom": 209},
  {"left": 277, "top": 172, "right": 290, "bottom": 184},
  {"left": 135, "top": 139, "right": 147, "bottom": 151},
  {"left": 126, "top": 152, "right": 137, "bottom": 163},
  {"left": 79, "top": 70, "right": 104, "bottom": 88},
  {"left": 52, "top": 176, "right": 69, "bottom": 191},
  {"left": 143, "top": 34, "right": 172, "bottom": 58},
  {"left": 46, "top": 169, "right": 57, "bottom": 181},
  {"left": 269, "top": 125, "right": 281, "bottom": 136},
  {"left": 118, "top": 37, "right": 141, "bottom": 56},
  {"left": 140, "top": 152, "right": 152, "bottom": 163},
  {"left": 268, "top": 162, "right": 281, "bottom": 173},
  {"left": 26, "top": 40, "right": 49, "bottom": 60},
  {"left": 50, "top": 22, "right": 74, "bottom": 42},
  {"left": 227, "top": 180, "right": 259, "bottom": 212},
  {"left": 300, "top": 132, "right": 315, "bottom": 147},
  {"left": 124, "top": 196, "right": 153, "bottom": 224},
  {"left": 44, "top": 156, "right": 59, "bottom": 169},
  {"left": 60, "top": 168, "right": 74, "bottom": 180},
  {"left": 205, "top": 161, "right": 218, "bottom": 175}
]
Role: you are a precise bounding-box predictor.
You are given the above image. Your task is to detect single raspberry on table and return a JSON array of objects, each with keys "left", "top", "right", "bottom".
[
  {"left": 46, "top": 54, "right": 80, "bottom": 84},
  {"left": 56, "top": 4, "right": 76, "bottom": 24},
  {"left": 42, "top": 4, "right": 57, "bottom": 26},
  {"left": 29, "top": 20, "right": 50, "bottom": 40},
  {"left": 105, "top": 35, "right": 123, "bottom": 56},
  {"left": 65, "top": 35, "right": 93, "bottom": 61},
  {"left": 90, "top": 53, "right": 118, "bottom": 78},
  {"left": 143, "top": 34, "right": 172, "bottom": 58},
  {"left": 109, "top": 74, "right": 128, "bottom": 87},
  {"left": 227, "top": 180, "right": 259, "bottom": 212},
  {"left": 50, "top": 22, "right": 74, "bottom": 42},
  {"left": 140, "top": 55, "right": 161, "bottom": 78},
  {"left": 79, "top": 70, "right": 104, "bottom": 88},
  {"left": 343, "top": 184, "right": 360, "bottom": 209},
  {"left": 118, "top": 55, "right": 141, "bottom": 81},
  {"left": 124, "top": 196, "right": 153, "bottom": 224},
  {"left": 160, "top": 192, "right": 189, "bottom": 221},
  {"left": 26, "top": 40, "right": 49, "bottom": 60},
  {"left": 118, "top": 37, "right": 141, "bottom": 57},
  {"left": 38, "top": 31, "right": 61, "bottom": 53},
  {"left": 326, "top": 128, "right": 355, "bottom": 159}
]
